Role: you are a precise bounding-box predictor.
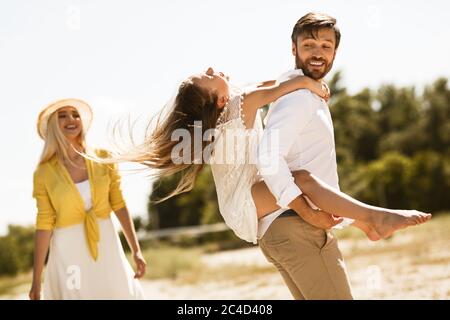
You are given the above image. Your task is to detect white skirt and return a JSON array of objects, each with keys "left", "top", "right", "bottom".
[{"left": 43, "top": 217, "right": 145, "bottom": 300}]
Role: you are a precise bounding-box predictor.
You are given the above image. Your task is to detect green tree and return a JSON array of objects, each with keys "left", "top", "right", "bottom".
[
  {"left": 0, "top": 225, "right": 35, "bottom": 276},
  {"left": 0, "top": 237, "right": 21, "bottom": 276},
  {"left": 346, "top": 152, "right": 412, "bottom": 208},
  {"left": 147, "top": 167, "right": 221, "bottom": 230},
  {"left": 376, "top": 85, "right": 423, "bottom": 155},
  {"left": 422, "top": 78, "right": 450, "bottom": 152},
  {"left": 407, "top": 151, "right": 450, "bottom": 212},
  {"left": 145, "top": 75, "right": 450, "bottom": 231},
  {"left": 347, "top": 152, "right": 450, "bottom": 212},
  {"left": 331, "top": 88, "right": 381, "bottom": 163},
  {"left": 377, "top": 85, "right": 421, "bottom": 134}
]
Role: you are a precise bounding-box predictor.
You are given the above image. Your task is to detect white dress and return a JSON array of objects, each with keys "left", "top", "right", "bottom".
[
  {"left": 210, "top": 89, "right": 263, "bottom": 244},
  {"left": 43, "top": 180, "right": 145, "bottom": 300}
]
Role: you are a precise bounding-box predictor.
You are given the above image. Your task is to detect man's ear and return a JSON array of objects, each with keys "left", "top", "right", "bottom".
[{"left": 291, "top": 42, "right": 297, "bottom": 56}]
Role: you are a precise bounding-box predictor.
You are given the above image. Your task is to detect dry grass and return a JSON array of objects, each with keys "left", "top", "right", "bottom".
[
  {"left": 138, "top": 246, "right": 204, "bottom": 280},
  {"left": 140, "top": 213, "right": 450, "bottom": 299},
  {"left": 135, "top": 245, "right": 275, "bottom": 284},
  {"left": 0, "top": 272, "right": 32, "bottom": 298},
  {"left": 176, "top": 264, "right": 276, "bottom": 285},
  {"left": 2, "top": 213, "right": 450, "bottom": 299},
  {"left": 337, "top": 213, "right": 450, "bottom": 299}
]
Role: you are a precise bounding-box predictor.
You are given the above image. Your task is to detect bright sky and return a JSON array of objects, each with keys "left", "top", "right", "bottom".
[{"left": 1, "top": 0, "right": 449, "bottom": 234}]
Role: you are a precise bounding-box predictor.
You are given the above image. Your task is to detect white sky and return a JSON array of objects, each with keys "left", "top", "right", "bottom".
[{"left": 0, "top": 0, "right": 449, "bottom": 234}]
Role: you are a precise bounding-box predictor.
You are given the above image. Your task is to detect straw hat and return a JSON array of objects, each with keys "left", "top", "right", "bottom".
[{"left": 37, "top": 98, "right": 93, "bottom": 139}]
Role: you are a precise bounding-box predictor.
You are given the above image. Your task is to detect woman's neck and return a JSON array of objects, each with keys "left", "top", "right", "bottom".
[{"left": 66, "top": 142, "right": 84, "bottom": 161}]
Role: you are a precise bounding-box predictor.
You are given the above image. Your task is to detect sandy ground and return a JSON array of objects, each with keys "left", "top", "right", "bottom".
[
  {"left": 5, "top": 222, "right": 450, "bottom": 300},
  {"left": 141, "top": 247, "right": 292, "bottom": 300},
  {"left": 140, "top": 226, "right": 450, "bottom": 300}
]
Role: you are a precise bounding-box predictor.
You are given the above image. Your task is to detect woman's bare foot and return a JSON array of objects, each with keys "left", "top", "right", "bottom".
[
  {"left": 351, "top": 220, "right": 381, "bottom": 241},
  {"left": 369, "top": 209, "right": 432, "bottom": 239}
]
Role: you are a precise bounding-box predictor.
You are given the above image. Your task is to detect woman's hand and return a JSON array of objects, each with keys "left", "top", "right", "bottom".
[
  {"left": 296, "top": 76, "right": 330, "bottom": 101},
  {"left": 29, "top": 282, "right": 41, "bottom": 300},
  {"left": 320, "top": 81, "right": 331, "bottom": 102},
  {"left": 30, "top": 230, "right": 52, "bottom": 300},
  {"left": 132, "top": 250, "right": 147, "bottom": 279}
]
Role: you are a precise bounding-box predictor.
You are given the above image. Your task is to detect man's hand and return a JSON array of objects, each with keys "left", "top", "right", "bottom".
[
  {"left": 289, "top": 195, "right": 343, "bottom": 230},
  {"left": 303, "top": 208, "right": 343, "bottom": 230}
]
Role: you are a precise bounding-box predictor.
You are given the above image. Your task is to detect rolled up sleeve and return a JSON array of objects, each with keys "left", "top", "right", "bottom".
[
  {"left": 257, "top": 90, "right": 314, "bottom": 208},
  {"left": 108, "top": 162, "right": 126, "bottom": 211},
  {"left": 33, "top": 170, "right": 56, "bottom": 230}
]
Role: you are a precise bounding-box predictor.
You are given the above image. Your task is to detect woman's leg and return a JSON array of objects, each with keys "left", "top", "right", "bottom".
[
  {"left": 251, "top": 170, "right": 431, "bottom": 239},
  {"left": 251, "top": 180, "right": 380, "bottom": 240},
  {"left": 251, "top": 177, "right": 380, "bottom": 240}
]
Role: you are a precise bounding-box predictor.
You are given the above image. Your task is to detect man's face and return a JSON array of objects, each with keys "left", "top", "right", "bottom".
[{"left": 293, "top": 27, "right": 337, "bottom": 80}]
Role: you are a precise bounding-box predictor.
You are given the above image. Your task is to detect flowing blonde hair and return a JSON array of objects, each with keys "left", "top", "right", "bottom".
[
  {"left": 104, "top": 78, "right": 220, "bottom": 202},
  {"left": 39, "top": 111, "right": 86, "bottom": 165}
]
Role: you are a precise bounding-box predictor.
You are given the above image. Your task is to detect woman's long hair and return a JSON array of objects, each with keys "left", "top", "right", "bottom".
[
  {"left": 110, "top": 78, "right": 221, "bottom": 202},
  {"left": 39, "top": 112, "right": 86, "bottom": 165}
]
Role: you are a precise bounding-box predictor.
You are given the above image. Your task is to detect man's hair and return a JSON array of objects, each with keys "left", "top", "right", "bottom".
[{"left": 291, "top": 12, "right": 341, "bottom": 49}]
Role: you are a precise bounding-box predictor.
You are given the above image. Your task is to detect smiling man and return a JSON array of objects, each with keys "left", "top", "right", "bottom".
[
  {"left": 257, "top": 12, "right": 354, "bottom": 299},
  {"left": 292, "top": 14, "right": 338, "bottom": 80}
]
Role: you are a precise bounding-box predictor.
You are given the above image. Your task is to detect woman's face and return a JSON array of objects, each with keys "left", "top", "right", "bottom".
[
  {"left": 57, "top": 106, "right": 83, "bottom": 140},
  {"left": 191, "top": 67, "right": 230, "bottom": 108}
]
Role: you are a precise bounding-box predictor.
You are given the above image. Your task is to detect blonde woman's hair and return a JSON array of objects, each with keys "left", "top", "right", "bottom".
[{"left": 39, "top": 111, "right": 86, "bottom": 165}]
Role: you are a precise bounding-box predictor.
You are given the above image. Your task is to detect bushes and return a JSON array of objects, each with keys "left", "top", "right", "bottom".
[
  {"left": 148, "top": 167, "right": 222, "bottom": 230},
  {"left": 147, "top": 75, "right": 450, "bottom": 233},
  {"left": 0, "top": 225, "right": 35, "bottom": 276},
  {"left": 329, "top": 75, "right": 450, "bottom": 213},
  {"left": 0, "top": 237, "right": 21, "bottom": 276},
  {"left": 347, "top": 151, "right": 450, "bottom": 211}
]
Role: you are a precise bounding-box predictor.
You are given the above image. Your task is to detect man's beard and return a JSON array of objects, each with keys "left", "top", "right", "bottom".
[{"left": 295, "top": 55, "right": 334, "bottom": 80}]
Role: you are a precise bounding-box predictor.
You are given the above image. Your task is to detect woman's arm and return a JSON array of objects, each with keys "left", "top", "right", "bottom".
[
  {"left": 29, "top": 230, "right": 52, "bottom": 300},
  {"left": 255, "top": 80, "right": 277, "bottom": 88},
  {"left": 241, "top": 76, "right": 327, "bottom": 128},
  {"left": 114, "top": 207, "right": 147, "bottom": 278}
]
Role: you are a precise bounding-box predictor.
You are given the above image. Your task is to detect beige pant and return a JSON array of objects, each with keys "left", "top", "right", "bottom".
[{"left": 259, "top": 215, "right": 353, "bottom": 300}]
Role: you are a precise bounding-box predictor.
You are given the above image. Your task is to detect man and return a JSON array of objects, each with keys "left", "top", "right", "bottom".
[{"left": 257, "top": 12, "right": 353, "bottom": 300}]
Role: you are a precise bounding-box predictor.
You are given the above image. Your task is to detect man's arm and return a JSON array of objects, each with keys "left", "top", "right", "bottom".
[
  {"left": 290, "top": 195, "right": 344, "bottom": 229},
  {"left": 257, "top": 91, "right": 343, "bottom": 228},
  {"left": 257, "top": 90, "right": 314, "bottom": 208}
]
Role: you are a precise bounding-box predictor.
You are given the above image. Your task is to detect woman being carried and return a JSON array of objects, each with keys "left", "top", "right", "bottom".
[{"left": 113, "top": 67, "right": 431, "bottom": 244}]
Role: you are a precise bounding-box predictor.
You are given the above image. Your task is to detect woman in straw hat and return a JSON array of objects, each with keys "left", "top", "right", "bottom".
[{"left": 29, "top": 98, "right": 146, "bottom": 300}]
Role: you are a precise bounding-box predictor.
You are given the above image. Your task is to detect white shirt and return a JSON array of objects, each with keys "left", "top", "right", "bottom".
[
  {"left": 257, "top": 69, "right": 349, "bottom": 239},
  {"left": 75, "top": 180, "right": 93, "bottom": 212}
]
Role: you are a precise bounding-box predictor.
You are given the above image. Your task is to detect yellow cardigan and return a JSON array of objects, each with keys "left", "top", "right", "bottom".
[{"left": 32, "top": 149, "right": 126, "bottom": 260}]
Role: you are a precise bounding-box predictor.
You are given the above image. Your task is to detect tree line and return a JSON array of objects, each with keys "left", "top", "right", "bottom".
[
  {"left": 148, "top": 73, "right": 450, "bottom": 230},
  {"left": 1, "top": 74, "right": 449, "bottom": 276}
]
